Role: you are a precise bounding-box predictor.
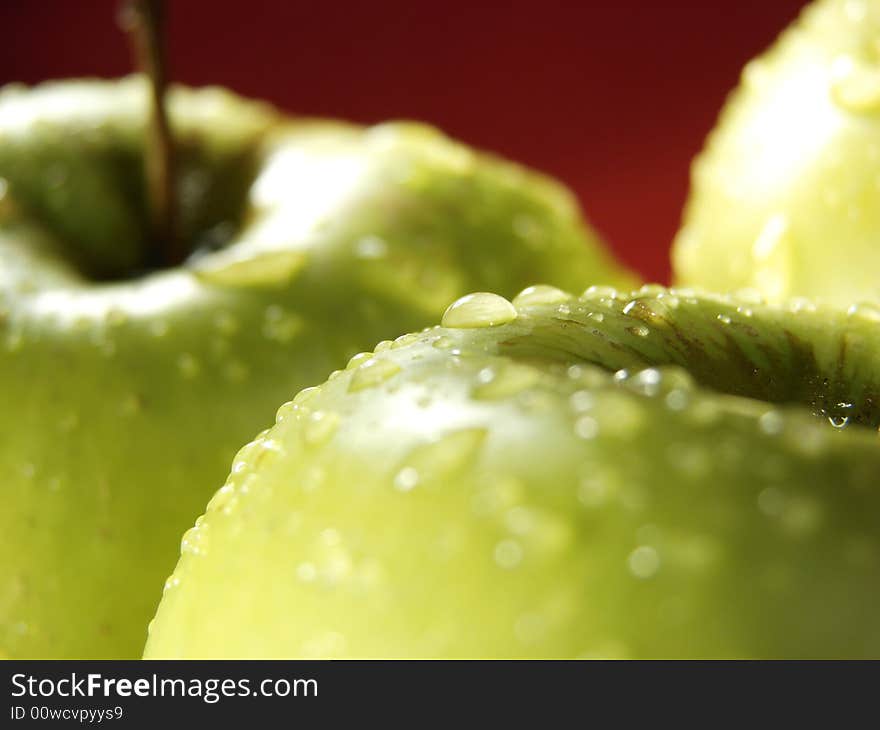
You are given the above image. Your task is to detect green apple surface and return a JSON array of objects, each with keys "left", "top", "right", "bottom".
[
  {"left": 673, "top": 0, "right": 880, "bottom": 306},
  {"left": 0, "top": 77, "right": 633, "bottom": 658},
  {"left": 145, "top": 285, "right": 880, "bottom": 659}
]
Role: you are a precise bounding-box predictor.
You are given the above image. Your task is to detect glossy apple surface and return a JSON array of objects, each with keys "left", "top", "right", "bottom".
[
  {"left": 145, "top": 286, "right": 880, "bottom": 659},
  {"left": 0, "top": 78, "right": 632, "bottom": 658},
  {"left": 674, "top": 0, "right": 880, "bottom": 306}
]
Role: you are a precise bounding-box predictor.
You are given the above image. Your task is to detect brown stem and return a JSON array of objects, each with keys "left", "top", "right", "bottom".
[{"left": 120, "top": 0, "right": 179, "bottom": 267}]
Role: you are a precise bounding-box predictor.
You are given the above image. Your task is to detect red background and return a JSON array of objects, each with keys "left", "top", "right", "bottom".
[{"left": 0, "top": 0, "right": 807, "bottom": 283}]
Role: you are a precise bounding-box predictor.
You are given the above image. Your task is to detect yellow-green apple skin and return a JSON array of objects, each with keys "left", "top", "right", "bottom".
[
  {"left": 674, "top": 0, "right": 880, "bottom": 306},
  {"left": 0, "top": 77, "right": 633, "bottom": 658},
  {"left": 145, "top": 286, "right": 880, "bottom": 659}
]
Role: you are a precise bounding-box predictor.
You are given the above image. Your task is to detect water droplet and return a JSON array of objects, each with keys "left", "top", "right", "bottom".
[
  {"left": 472, "top": 362, "right": 539, "bottom": 400},
  {"left": 441, "top": 292, "right": 517, "bottom": 328},
  {"left": 665, "top": 389, "right": 689, "bottom": 411},
  {"left": 629, "top": 368, "right": 662, "bottom": 396},
  {"left": 494, "top": 539, "right": 524, "bottom": 569},
  {"left": 393, "top": 466, "right": 420, "bottom": 492},
  {"left": 194, "top": 249, "right": 307, "bottom": 287},
  {"left": 305, "top": 410, "right": 339, "bottom": 446},
  {"left": 177, "top": 353, "right": 200, "bottom": 378},
  {"left": 626, "top": 325, "right": 650, "bottom": 337},
  {"left": 569, "top": 390, "right": 595, "bottom": 412},
  {"left": 398, "top": 428, "right": 487, "bottom": 485},
  {"left": 574, "top": 415, "right": 599, "bottom": 439},
  {"left": 263, "top": 306, "right": 304, "bottom": 343},
  {"left": 846, "top": 301, "right": 880, "bottom": 323},
  {"left": 349, "top": 357, "right": 402, "bottom": 392},
  {"left": 830, "top": 54, "right": 880, "bottom": 114},
  {"left": 828, "top": 414, "right": 850, "bottom": 429},
  {"left": 512, "top": 284, "right": 570, "bottom": 308},
  {"left": 750, "top": 214, "right": 791, "bottom": 299},
  {"left": 346, "top": 352, "right": 373, "bottom": 370},
  {"left": 716, "top": 314, "right": 732, "bottom": 325},
  {"left": 759, "top": 410, "right": 784, "bottom": 435},
  {"left": 627, "top": 545, "right": 660, "bottom": 579},
  {"left": 581, "top": 285, "right": 619, "bottom": 300},
  {"left": 432, "top": 335, "right": 454, "bottom": 349},
  {"left": 355, "top": 235, "right": 388, "bottom": 259},
  {"left": 587, "top": 312, "right": 604, "bottom": 323}
]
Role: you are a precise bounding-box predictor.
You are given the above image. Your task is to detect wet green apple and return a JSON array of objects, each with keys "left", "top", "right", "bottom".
[
  {"left": 674, "top": 0, "right": 880, "bottom": 306},
  {"left": 145, "top": 285, "right": 880, "bottom": 659},
  {"left": 0, "top": 77, "right": 633, "bottom": 658}
]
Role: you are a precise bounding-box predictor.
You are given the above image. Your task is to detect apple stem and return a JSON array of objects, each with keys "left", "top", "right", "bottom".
[{"left": 121, "top": 0, "right": 180, "bottom": 268}]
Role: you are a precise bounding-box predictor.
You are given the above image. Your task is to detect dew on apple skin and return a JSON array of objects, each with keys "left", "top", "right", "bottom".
[
  {"left": 627, "top": 545, "right": 660, "bottom": 579},
  {"left": 304, "top": 410, "right": 339, "bottom": 446},
  {"left": 354, "top": 235, "right": 388, "bottom": 260},
  {"left": 846, "top": 301, "right": 880, "bottom": 323},
  {"left": 432, "top": 336, "right": 454, "bottom": 350},
  {"left": 348, "top": 357, "right": 402, "bottom": 392},
  {"left": 512, "top": 284, "right": 570, "bottom": 308},
  {"left": 393, "top": 466, "right": 420, "bottom": 492},
  {"left": 716, "top": 314, "right": 732, "bottom": 325},
  {"left": 830, "top": 54, "right": 880, "bottom": 115},
  {"left": 262, "top": 306, "right": 304, "bottom": 344},
  {"left": 441, "top": 292, "right": 517, "bottom": 328},
  {"left": 472, "top": 362, "right": 539, "bottom": 400},
  {"left": 574, "top": 415, "right": 599, "bottom": 440},
  {"left": 626, "top": 325, "right": 650, "bottom": 338},
  {"left": 346, "top": 352, "right": 373, "bottom": 370},
  {"left": 758, "top": 410, "right": 784, "bottom": 436},
  {"left": 581, "top": 285, "right": 619, "bottom": 301},
  {"left": 397, "top": 428, "right": 487, "bottom": 487}
]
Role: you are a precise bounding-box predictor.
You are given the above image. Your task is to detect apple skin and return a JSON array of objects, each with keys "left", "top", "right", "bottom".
[
  {"left": 144, "top": 286, "right": 880, "bottom": 659},
  {"left": 673, "top": 0, "right": 880, "bottom": 306},
  {"left": 0, "top": 77, "right": 634, "bottom": 658}
]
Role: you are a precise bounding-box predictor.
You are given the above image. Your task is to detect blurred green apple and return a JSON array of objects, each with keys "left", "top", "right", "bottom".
[
  {"left": 674, "top": 0, "right": 880, "bottom": 306},
  {"left": 145, "top": 285, "right": 880, "bottom": 659},
  {"left": 0, "top": 77, "right": 633, "bottom": 658}
]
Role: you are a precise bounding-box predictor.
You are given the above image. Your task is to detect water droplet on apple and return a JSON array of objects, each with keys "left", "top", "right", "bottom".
[
  {"left": 846, "top": 301, "right": 880, "bottom": 323},
  {"left": 194, "top": 249, "right": 307, "bottom": 287},
  {"left": 263, "top": 306, "right": 304, "bottom": 343},
  {"left": 354, "top": 235, "right": 388, "bottom": 259},
  {"left": 441, "top": 292, "right": 517, "bottom": 328},
  {"left": 627, "top": 545, "right": 660, "bottom": 579},
  {"left": 472, "top": 362, "right": 539, "bottom": 400},
  {"left": 512, "top": 284, "right": 570, "bottom": 308},
  {"left": 393, "top": 466, "right": 420, "bottom": 492},
  {"left": 348, "top": 357, "right": 402, "bottom": 392},
  {"left": 304, "top": 410, "right": 339, "bottom": 446},
  {"left": 830, "top": 54, "right": 880, "bottom": 114},
  {"left": 626, "top": 325, "right": 650, "bottom": 337}
]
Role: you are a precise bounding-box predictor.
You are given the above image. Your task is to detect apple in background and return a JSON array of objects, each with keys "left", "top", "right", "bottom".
[
  {"left": 673, "top": 0, "right": 880, "bottom": 306},
  {"left": 0, "top": 77, "right": 634, "bottom": 658},
  {"left": 145, "top": 285, "right": 880, "bottom": 659}
]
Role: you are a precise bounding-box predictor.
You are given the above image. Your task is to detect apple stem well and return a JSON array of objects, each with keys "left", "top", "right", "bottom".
[{"left": 119, "top": 0, "right": 180, "bottom": 268}]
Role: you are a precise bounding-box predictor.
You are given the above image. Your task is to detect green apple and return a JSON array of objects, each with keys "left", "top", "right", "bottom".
[
  {"left": 673, "top": 0, "right": 880, "bottom": 306},
  {"left": 144, "top": 285, "right": 880, "bottom": 659},
  {"left": 0, "top": 77, "right": 633, "bottom": 658}
]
